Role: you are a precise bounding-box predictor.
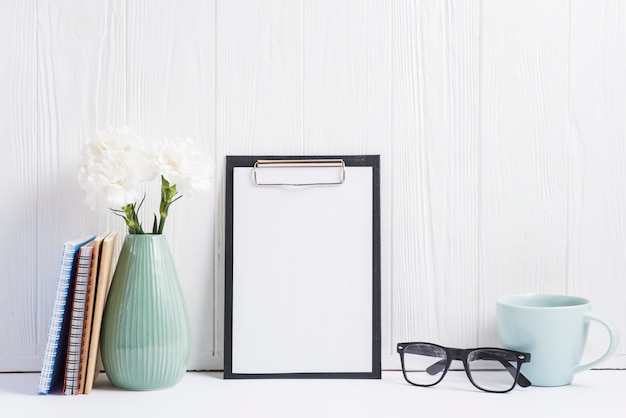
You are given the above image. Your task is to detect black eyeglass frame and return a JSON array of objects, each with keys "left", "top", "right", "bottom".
[{"left": 397, "top": 342, "right": 532, "bottom": 393}]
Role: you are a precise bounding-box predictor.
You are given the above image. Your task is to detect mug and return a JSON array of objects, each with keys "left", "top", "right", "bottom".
[{"left": 496, "top": 294, "right": 619, "bottom": 387}]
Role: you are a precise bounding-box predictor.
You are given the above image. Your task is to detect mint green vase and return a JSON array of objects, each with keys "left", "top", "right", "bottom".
[{"left": 100, "top": 234, "right": 191, "bottom": 390}]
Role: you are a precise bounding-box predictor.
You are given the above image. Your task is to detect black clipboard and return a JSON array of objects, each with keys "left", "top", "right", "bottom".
[{"left": 224, "top": 155, "right": 381, "bottom": 379}]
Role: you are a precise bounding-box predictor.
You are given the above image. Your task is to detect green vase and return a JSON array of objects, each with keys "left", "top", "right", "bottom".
[{"left": 100, "top": 234, "right": 191, "bottom": 390}]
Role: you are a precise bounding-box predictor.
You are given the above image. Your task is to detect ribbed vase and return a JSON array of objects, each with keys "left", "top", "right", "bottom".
[{"left": 100, "top": 234, "right": 190, "bottom": 390}]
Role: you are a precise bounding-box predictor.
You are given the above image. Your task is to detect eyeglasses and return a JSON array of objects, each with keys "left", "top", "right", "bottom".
[{"left": 397, "top": 342, "right": 531, "bottom": 393}]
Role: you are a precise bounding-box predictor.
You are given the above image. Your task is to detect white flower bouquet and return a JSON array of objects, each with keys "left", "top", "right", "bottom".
[{"left": 78, "top": 127, "right": 213, "bottom": 234}]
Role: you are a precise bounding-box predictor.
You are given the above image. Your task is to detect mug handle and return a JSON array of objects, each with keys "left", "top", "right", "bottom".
[{"left": 575, "top": 312, "right": 620, "bottom": 374}]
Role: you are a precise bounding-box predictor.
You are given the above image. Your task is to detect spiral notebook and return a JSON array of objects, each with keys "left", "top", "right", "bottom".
[{"left": 37, "top": 234, "right": 95, "bottom": 395}]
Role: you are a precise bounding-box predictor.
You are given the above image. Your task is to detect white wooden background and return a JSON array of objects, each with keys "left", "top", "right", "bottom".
[{"left": 1, "top": 0, "right": 625, "bottom": 373}]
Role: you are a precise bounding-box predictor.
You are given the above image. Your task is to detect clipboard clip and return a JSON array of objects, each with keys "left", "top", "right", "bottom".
[{"left": 253, "top": 159, "right": 346, "bottom": 186}]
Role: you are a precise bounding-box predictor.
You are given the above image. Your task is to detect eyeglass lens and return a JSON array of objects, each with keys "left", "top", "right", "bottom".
[
  {"left": 402, "top": 343, "right": 447, "bottom": 386},
  {"left": 466, "top": 349, "right": 519, "bottom": 392},
  {"left": 402, "top": 344, "right": 519, "bottom": 392}
]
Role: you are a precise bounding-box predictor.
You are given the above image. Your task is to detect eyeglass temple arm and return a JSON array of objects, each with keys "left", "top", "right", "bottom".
[{"left": 425, "top": 359, "right": 532, "bottom": 387}]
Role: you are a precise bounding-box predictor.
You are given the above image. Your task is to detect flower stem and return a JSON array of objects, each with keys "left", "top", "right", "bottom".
[
  {"left": 157, "top": 176, "right": 181, "bottom": 234},
  {"left": 115, "top": 202, "right": 144, "bottom": 234}
]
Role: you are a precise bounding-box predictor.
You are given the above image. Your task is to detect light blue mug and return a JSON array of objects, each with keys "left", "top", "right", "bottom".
[{"left": 496, "top": 294, "right": 619, "bottom": 387}]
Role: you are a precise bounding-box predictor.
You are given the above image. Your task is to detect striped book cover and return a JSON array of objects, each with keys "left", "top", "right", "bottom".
[
  {"left": 77, "top": 233, "right": 107, "bottom": 394},
  {"left": 37, "top": 234, "right": 95, "bottom": 395},
  {"left": 63, "top": 243, "right": 95, "bottom": 395}
]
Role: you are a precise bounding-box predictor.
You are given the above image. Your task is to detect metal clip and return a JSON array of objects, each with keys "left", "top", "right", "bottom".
[{"left": 253, "top": 159, "right": 346, "bottom": 186}]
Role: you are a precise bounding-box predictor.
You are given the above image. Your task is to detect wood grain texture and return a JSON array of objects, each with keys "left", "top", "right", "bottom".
[
  {"left": 0, "top": 0, "right": 38, "bottom": 371},
  {"left": 568, "top": 0, "right": 626, "bottom": 362},
  {"left": 1, "top": 0, "right": 625, "bottom": 372},
  {"left": 390, "top": 0, "right": 480, "bottom": 361},
  {"left": 303, "top": 0, "right": 390, "bottom": 155},
  {"left": 478, "top": 0, "right": 570, "bottom": 346},
  {"left": 215, "top": 0, "right": 303, "bottom": 155}
]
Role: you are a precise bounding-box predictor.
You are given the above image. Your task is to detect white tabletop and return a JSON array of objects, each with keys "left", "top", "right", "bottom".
[{"left": 2, "top": 370, "right": 624, "bottom": 417}]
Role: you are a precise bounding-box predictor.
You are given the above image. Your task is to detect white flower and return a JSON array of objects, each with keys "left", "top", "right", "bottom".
[
  {"left": 78, "top": 128, "right": 213, "bottom": 234},
  {"left": 151, "top": 138, "right": 213, "bottom": 196},
  {"left": 78, "top": 127, "right": 156, "bottom": 211}
]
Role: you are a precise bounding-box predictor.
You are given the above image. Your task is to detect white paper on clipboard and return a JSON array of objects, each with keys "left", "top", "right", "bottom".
[{"left": 224, "top": 156, "right": 380, "bottom": 378}]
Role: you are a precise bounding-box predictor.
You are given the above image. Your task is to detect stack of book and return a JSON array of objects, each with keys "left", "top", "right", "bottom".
[{"left": 37, "top": 231, "right": 119, "bottom": 395}]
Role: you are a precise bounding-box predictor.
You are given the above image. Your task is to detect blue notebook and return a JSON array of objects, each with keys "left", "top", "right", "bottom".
[{"left": 37, "top": 234, "right": 95, "bottom": 395}]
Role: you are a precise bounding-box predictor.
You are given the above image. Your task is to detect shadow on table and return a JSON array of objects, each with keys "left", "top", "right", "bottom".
[{"left": 94, "top": 371, "right": 223, "bottom": 391}]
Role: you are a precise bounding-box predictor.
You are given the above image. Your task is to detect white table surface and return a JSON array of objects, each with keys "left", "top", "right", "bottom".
[{"left": 2, "top": 370, "right": 624, "bottom": 417}]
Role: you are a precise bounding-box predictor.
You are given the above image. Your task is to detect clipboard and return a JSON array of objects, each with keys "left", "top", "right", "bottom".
[{"left": 224, "top": 155, "right": 381, "bottom": 379}]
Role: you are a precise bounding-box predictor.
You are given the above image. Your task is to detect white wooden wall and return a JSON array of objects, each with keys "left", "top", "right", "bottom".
[{"left": 1, "top": 0, "right": 625, "bottom": 372}]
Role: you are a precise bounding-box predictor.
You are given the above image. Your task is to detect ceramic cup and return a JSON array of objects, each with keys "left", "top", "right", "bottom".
[{"left": 496, "top": 294, "right": 619, "bottom": 387}]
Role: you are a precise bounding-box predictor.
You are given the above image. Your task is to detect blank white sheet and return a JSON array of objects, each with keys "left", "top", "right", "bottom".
[{"left": 231, "top": 165, "right": 374, "bottom": 374}]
